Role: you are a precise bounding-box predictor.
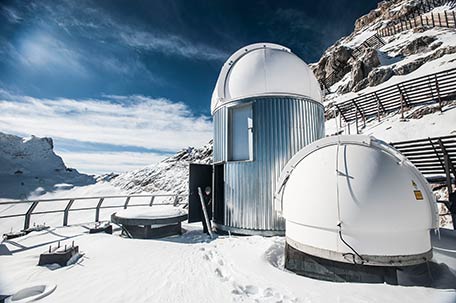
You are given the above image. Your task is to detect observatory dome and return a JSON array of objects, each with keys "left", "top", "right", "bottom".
[
  {"left": 276, "top": 135, "right": 438, "bottom": 266},
  {"left": 211, "top": 43, "right": 322, "bottom": 114}
]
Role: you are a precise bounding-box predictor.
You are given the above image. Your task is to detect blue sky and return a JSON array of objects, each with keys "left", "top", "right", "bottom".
[{"left": 0, "top": 0, "right": 378, "bottom": 174}]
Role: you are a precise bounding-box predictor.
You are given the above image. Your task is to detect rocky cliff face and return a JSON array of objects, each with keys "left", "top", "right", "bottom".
[
  {"left": 0, "top": 132, "right": 94, "bottom": 200},
  {"left": 311, "top": 0, "right": 456, "bottom": 99}
]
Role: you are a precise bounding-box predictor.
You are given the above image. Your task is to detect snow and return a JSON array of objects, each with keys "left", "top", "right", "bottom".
[
  {"left": 114, "top": 205, "right": 186, "bottom": 219},
  {"left": 0, "top": 224, "right": 454, "bottom": 303},
  {"left": 342, "top": 30, "right": 376, "bottom": 48}
]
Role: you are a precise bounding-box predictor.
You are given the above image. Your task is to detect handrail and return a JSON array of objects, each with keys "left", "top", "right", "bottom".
[
  {"left": 333, "top": 67, "right": 456, "bottom": 132},
  {"left": 0, "top": 193, "right": 187, "bottom": 231},
  {"left": 0, "top": 193, "right": 185, "bottom": 205}
]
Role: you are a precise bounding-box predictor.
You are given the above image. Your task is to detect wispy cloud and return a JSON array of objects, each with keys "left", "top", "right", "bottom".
[
  {"left": 24, "top": 0, "right": 228, "bottom": 62},
  {"left": 119, "top": 30, "right": 228, "bottom": 61},
  {"left": 0, "top": 91, "right": 212, "bottom": 173},
  {"left": 17, "top": 33, "right": 86, "bottom": 73}
]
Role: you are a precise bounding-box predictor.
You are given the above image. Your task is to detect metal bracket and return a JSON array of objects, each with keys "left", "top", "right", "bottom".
[{"left": 63, "top": 199, "right": 75, "bottom": 226}]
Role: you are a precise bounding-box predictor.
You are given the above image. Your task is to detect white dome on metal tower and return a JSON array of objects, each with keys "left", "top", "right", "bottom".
[
  {"left": 275, "top": 135, "right": 439, "bottom": 266},
  {"left": 211, "top": 43, "right": 322, "bottom": 114}
]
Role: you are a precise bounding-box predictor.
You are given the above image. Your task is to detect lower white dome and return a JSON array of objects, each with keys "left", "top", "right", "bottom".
[{"left": 275, "top": 135, "right": 439, "bottom": 266}]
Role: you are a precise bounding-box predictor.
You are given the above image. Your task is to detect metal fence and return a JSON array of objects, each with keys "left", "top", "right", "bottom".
[
  {"left": 391, "top": 135, "right": 456, "bottom": 177},
  {"left": 334, "top": 67, "right": 456, "bottom": 132},
  {"left": 378, "top": 10, "right": 456, "bottom": 37},
  {"left": 0, "top": 193, "right": 186, "bottom": 231},
  {"left": 351, "top": 34, "right": 386, "bottom": 59},
  {"left": 390, "top": 134, "right": 456, "bottom": 229}
]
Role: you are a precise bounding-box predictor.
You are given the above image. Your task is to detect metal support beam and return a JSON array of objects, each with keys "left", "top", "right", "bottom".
[
  {"left": 198, "top": 187, "right": 213, "bottom": 239},
  {"left": 438, "top": 139, "right": 456, "bottom": 229},
  {"left": 123, "top": 196, "right": 131, "bottom": 209},
  {"left": 24, "top": 201, "right": 39, "bottom": 230},
  {"left": 63, "top": 199, "right": 75, "bottom": 227},
  {"left": 95, "top": 198, "right": 104, "bottom": 222},
  {"left": 398, "top": 86, "right": 406, "bottom": 119},
  {"left": 149, "top": 196, "right": 155, "bottom": 206},
  {"left": 434, "top": 74, "right": 443, "bottom": 112}
]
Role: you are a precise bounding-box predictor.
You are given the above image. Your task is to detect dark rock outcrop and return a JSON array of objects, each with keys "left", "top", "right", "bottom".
[
  {"left": 401, "top": 36, "right": 436, "bottom": 56},
  {"left": 368, "top": 67, "right": 394, "bottom": 87}
]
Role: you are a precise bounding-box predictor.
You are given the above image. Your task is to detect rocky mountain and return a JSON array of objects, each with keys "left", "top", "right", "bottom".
[
  {"left": 110, "top": 141, "right": 212, "bottom": 200},
  {"left": 311, "top": 0, "right": 456, "bottom": 103},
  {"left": 0, "top": 132, "right": 94, "bottom": 200}
]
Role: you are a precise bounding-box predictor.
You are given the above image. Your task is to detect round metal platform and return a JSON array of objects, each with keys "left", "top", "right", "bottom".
[{"left": 111, "top": 206, "right": 188, "bottom": 239}]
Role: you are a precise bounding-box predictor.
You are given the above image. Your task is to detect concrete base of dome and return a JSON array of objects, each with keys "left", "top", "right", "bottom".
[
  {"left": 285, "top": 243, "right": 399, "bottom": 284},
  {"left": 285, "top": 243, "right": 445, "bottom": 286}
]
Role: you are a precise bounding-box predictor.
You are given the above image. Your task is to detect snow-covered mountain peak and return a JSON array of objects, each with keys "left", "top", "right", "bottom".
[
  {"left": 0, "top": 132, "right": 66, "bottom": 175},
  {"left": 111, "top": 141, "right": 212, "bottom": 196},
  {"left": 0, "top": 132, "right": 95, "bottom": 200}
]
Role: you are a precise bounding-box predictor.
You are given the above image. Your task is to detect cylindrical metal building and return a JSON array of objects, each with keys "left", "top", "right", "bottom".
[{"left": 211, "top": 43, "right": 324, "bottom": 236}]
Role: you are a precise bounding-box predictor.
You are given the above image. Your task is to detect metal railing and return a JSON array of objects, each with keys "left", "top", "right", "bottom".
[
  {"left": 333, "top": 67, "right": 456, "bottom": 133},
  {"left": 391, "top": 134, "right": 456, "bottom": 229},
  {"left": 378, "top": 10, "right": 456, "bottom": 37},
  {"left": 0, "top": 194, "right": 186, "bottom": 231}
]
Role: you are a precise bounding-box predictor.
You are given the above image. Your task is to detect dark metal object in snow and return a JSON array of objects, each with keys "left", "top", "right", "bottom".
[
  {"left": 111, "top": 212, "right": 187, "bottom": 239},
  {"left": 198, "top": 187, "right": 214, "bottom": 238},
  {"left": 2, "top": 231, "right": 26, "bottom": 240},
  {"left": 38, "top": 242, "right": 79, "bottom": 267},
  {"left": 89, "top": 223, "right": 112, "bottom": 234}
]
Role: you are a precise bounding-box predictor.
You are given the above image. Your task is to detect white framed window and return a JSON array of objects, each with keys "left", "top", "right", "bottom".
[{"left": 228, "top": 104, "right": 253, "bottom": 161}]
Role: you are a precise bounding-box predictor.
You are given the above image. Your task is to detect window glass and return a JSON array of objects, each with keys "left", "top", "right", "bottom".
[{"left": 228, "top": 104, "right": 253, "bottom": 161}]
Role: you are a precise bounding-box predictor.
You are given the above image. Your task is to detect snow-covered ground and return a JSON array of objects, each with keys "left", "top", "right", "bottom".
[{"left": 1, "top": 224, "right": 455, "bottom": 303}]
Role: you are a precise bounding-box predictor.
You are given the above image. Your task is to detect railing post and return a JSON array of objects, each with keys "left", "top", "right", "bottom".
[
  {"left": 149, "top": 196, "right": 155, "bottom": 206},
  {"left": 24, "top": 201, "right": 39, "bottom": 230},
  {"left": 63, "top": 199, "right": 75, "bottom": 227},
  {"left": 123, "top": 196, "right": 131, "bottom": 209},
  {"left": 434, "top": 74, "right": 443, "bottom": 112},
  {"left": 438, "top": 139, "right": 456, "bottom": 229},
  {"left": 355, "top": 110, "right": 359, "bottom": 134},
  {"left": 95, "top": 198, "right": 104, "bottom": 222}
]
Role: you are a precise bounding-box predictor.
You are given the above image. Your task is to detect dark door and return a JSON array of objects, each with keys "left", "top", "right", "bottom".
[
  {"left": 188, "top": 163, "right": 213, "bottom": 223},
  {"left": 213, "top": 164, "right": 225, "bottom": 224}
]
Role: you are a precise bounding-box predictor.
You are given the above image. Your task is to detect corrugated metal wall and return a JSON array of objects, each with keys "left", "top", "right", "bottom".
[{"left": 213, "top": 96, "right": 325, "bottom": 234}]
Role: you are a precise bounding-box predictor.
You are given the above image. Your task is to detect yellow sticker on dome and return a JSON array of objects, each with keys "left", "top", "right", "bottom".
[{"left": 414, "top": 190, "right": 423, "bottom": 200}]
